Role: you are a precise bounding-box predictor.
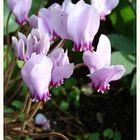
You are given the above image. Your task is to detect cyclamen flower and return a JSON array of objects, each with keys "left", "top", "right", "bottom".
[
  {"left": 29, "top": 8, "right": 53, "bottom": 39},
  {"left": 41, "top": 0, "right": 100, "bottom": 51},
  {"left": 7, "top": 0, "right": 32, "bottom": 24},
  {"left": 12, "top": 29, "right": 50, "bottom": 61},
  {"left": 35, "top": 113, "right": 51, "bottom": 130},
  {"left": 21, "top": 54, "right": 53, "bottom": 102},
  {"left": 83, "top": 34, "right": 125, "bottom": 93},
  {"left": 66, "top": 0, "right": 100, "bottom": 51},
  {"left": 91, "top": 0, "right": 119, "bottom": 20},
  {"left": 48, "top": 48, "right": 74, "bottom": 87}
]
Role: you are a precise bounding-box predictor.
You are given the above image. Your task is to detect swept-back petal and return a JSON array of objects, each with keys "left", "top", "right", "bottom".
[
  {"left": 62, "top": 0, "right": 72, "bottom": 9},
  {"left": 92, "top": 0, "right": 119, "bottom": 20},
  {"left": 12, "top": 36, "right": 18, "bottom": 56},
  {"left": 105, "top": 0, "right": 119, "bottom": 11},
  {"left": 89, "top": 65, "right": 125, "bottom": 93},
  {"left": 25, "top": 34, "right": 34, "bottom": 59},
  {"left": 49, "top": 6, "right": 70, "bottom": 39},
  {"left": 38, "top": 8, "right": 53, "bottom": 35},
  {"left": 83, "top": 6, "right": 100, "bottom": 45},
  {"left": 17, "top": 39, "right": 26, "bottom": 60},
  {"left": 21, "top": 54, "right": 53, "bottom": 102},
  {"left": 30, "top": 57, "right": 52, "bottom": 98},
  {"left": 18, "top": 32, "right": 27, "bottom": 44},
  {"left": 67, "top": 0, "right": 89, "bottom": 45},
  {"left": 83, "top": 51, "right": 104, "bottom": 73},
  {"left": 67, "top": 0, "right": 100, "bottom": 51},
  {"left": 7, "top": 0, "right": 18, "bottom": 11},
  {"left": 96, "top": 34, "right": 111, "bottom": 67},
  {"left": 13, "top": 0, "right": 32, "bottom": 24},
  {"left": 35, "top": 34, "right": 50, "bottom": 55},
  {"left": 51, "top": 63, "right": 74, "bottom": 86},
  {"left": 29, "top": 15, "right": 38, "bottom": 28}
]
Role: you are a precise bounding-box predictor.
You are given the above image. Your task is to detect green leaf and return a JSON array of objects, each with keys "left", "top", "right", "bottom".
[
  {"left": 119, "top": 4, "right": 135, "bottom": 23},
  {"left": 64, "top": 77, "right": 77, "bottom": 89},
  {"left": 17, "top": 60, "right": 25, "bottom": 68},
  {"left": 113, "top": 131, "right": 121, "bottom": 140},
  {"left": 132, "top": 0, "right": 136, "bottom": 10},
  {"left": 25, "top": 137, "right": 33, "bottom": 140},
  {"left": 89, "top": 133, "right": 100, "bottom": 140},
  {"left": 51, "top": 86, "right": 65, "bottom": 96},
  {"left": 59, "top": 100, "right": 69, "bottom": 110},
  {"left": 4, "top": 107, "right": 14, "bottom": 113},
  {"left": 11, "top": 100, "right": 23, "bottom": 110},
  {"left": 130, "top": 73, "right": 136, "bottom": 95},
  {"left": 111, "top": 52, "right": 135, "bottom": 75},
  {"left": 29, "top": 0, "right": 41, "bottom": 15},
  {"left": 4, "top": 1, "right": 18, "bottom": 35},
  {"left": 29, "top": 0, "right": 49, "bottom": 16},
  {"left": 103, "top": 128, "right": 114, "bottom": 139},
  {"left": 70, "top": 86, "right": 80, "bottom": 99},
  {"left": 110, "top": 0, "right": 135, "bottom": 39},
  {"left": 108, "top": 34, "right": 135, "bottom": 55},
  {"left": 19, "top": 112, "right": 25, "bottom": 122},
  {"left": 4, "top": 45, "right": 13, "bottom": 69},
  {"left": 22, "top": 83, "right": 28, "bottom": 95}
]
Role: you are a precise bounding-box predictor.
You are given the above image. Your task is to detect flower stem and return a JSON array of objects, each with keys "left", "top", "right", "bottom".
[
  {"left": 56, "top": 39, "right": 65, "bottom": 48},
  {"left": 13, "top": 130, "right": 70, "bottom": 140},
  {"left": 4, "top": 11, "right": 12, "bottom": 62},
  {"left": 27, "top": 102, "right": 42, "bottom": 122},
  {"left": 22, "top": 92, "right": 30, "bottom": 112},
  {"left": 18, "top": 98, "right": 32, "bottom": 140},
  {"left": 6, "top": 11, "right": 12, "bottom": 46},
  {"left": 4, "top": 55, "right": 16, "bottom": 94},
  {"left": 29, "top": 132, "right": 70, "bottom": 140},
  {"left": 74, "top": 63, "right": 85, "bottom": 69}
]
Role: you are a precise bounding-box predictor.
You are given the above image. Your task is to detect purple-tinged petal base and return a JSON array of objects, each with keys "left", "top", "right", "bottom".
[
  {"left": 73, "top": 41, "right": 93, "bottom": 52},
  {"left": 89, "top": 65, "right": 125, "bottom": 93},
  {"left": 92, "top": 82, "right": 110, "bottom": 93},
  {"left": 50, "top": 79, "right": 64, "bottom": 87},
  {"left": 15, "top": 16, "right": 28, "bottom": 25},
  {"left": 31, "top": 92, "right": 51, "bottom": 102}
]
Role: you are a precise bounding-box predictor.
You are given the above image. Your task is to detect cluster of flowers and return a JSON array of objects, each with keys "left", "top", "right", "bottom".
[{"left": 8, "top": 0, "right": 125, "bottom": 102}]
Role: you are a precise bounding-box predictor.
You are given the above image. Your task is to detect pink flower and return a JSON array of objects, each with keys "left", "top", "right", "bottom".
[
  {"left": 49, "top": 2, "right": 71, "bottom": 39},
  {"left": 83, "top": 34, "right": 125, "bottom": 93},
  {"left": 48, "top": 48, "right": 74, "bottom": 87},
  {"left": 21, "top": 54, "right": 53, "bottom": 102},
  {"left": 29, "top": 8, "right": 54, "bottom": 39},
  {"left": 91, "top": 0, "right": 119, "bottom": 20},
  {"left": 12, "top": 29, "right": 50, "bottom": 61},
  {"left": 66, "top": 0, "right": 100, "bottom": 51},
  {"left": 41, "top": 0, "right": 100, "bottom": 51},
  {"left": 7, "top": 0, "right": 32, "bottom": 24}
]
